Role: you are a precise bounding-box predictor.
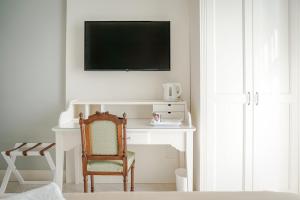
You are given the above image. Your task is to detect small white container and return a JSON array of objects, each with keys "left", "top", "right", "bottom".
[{"left": 175, "top": 168, "right": 187, "bottom": 192}]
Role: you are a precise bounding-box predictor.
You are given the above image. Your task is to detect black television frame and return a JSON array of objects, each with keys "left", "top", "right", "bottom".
[{"left": 84, "top": 21, "right": 171, "bottom": 71}]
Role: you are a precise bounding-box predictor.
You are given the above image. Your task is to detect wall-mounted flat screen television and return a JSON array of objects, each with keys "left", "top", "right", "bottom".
[{"left": 84, "top": 21, "right": 170, "bottom": 71}]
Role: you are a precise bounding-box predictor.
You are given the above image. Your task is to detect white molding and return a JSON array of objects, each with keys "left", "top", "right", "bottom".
[
  {"left": 0, "top": 170, "right": 175, "bottom": 184},
  {"left": 289, "top": 0, "right": 300, "bottom": 193},
  {"left": 0, "top": 170, "right": 58, "bottom": 182},
  {"left": 199, "top": 0, "right": 209, "bottom": 192},
  {"left": 296, "top": 0, "right": 300, "bottom": 194}
]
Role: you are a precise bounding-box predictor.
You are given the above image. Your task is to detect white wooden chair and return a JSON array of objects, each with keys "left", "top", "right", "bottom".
[{"left": 0, "top": 143, "right": 56, "bottom": 193}]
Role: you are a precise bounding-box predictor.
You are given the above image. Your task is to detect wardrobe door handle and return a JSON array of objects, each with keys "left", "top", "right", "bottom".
[
  {"left": 255, "top": 92, "right": 259, "bottom": 106},
  {"left": 247, "top": 92, "right": 251, "bottom": 105}
]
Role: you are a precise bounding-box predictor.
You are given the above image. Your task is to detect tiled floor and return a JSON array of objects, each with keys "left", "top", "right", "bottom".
[{"left": 4, "top": 182, "right": 176, "bottom": 193}]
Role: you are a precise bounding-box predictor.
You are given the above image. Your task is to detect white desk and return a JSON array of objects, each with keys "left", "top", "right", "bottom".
[{"left": 52, "top": 100, "right": 195, "bottom": 191}]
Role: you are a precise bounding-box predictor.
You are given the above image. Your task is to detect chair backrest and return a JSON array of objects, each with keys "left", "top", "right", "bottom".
[{"left": 79, "top": 112, "right": 127, "bottom": 157}]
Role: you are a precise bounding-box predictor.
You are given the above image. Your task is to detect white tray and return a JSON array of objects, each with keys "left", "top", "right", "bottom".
[{"left": 150, "top": 120, "right": 182, "bottom": 126}]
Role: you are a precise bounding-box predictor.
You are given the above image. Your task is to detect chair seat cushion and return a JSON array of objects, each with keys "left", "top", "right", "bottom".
[{"left": 87, "top": 151, "right": 135, "bottom": 173}]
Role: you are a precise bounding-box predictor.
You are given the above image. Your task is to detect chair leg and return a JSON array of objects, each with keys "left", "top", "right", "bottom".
[
  {"left": 130, "top": 163, "right": 135, "bottom": 192},
  {"left": 90, "top": 175, "right": 94, "bottom": 192},
  {"left": 123, "top": 175, "right": 128, "bottom": 192},
  {"left": 83, "top": 175, "right": 88, "bottom": 193}
]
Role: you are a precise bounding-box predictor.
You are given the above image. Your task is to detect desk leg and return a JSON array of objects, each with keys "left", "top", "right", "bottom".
[
  {"left": 186, "top": 131, "right": 193, "bottom": 191},
  {"left": 179, "top": 152, "right": 185, "bottom": 168},
  {"left": 66, "top": 149, "right": 74, "bottom": 183},
  {"left": 55, "top": 133, "right": 64, "bottom": 190},
  {"left": 74, "top": 145, "right": 81, "bottom": 184},
  {"left": 66, "top": 145, "right": 81, "bottom": 184}
]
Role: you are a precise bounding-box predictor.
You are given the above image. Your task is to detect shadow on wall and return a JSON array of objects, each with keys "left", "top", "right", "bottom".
[
  {"left": 0, "top": 0, "right": 66, "bottom": 170},
  {"left": 0, "top": 106, "right": 63, "bottom": 170}
]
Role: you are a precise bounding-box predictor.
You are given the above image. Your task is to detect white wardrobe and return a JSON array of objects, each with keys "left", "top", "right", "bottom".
[{"left": 197, "top": 0, "right": 300, "bottom": 192}]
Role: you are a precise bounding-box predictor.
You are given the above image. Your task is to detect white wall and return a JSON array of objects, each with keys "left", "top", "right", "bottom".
[
  {"left": 0, "top": 0, "right": 65, "bottom": 170},
  {"left": 66, "top": 0, "right": 191, "bottom": 183},
  {"left": 66, "top": 0, "right": 191, "bottom": 105}
]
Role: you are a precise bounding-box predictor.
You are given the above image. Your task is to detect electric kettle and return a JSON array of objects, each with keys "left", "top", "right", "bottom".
[{"left": 162, "top": 83, "right": 182, "bottom": 101}]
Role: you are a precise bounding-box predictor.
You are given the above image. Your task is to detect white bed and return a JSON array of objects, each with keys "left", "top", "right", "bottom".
[
  {"left": 64, "top": 191, "right": 300, "bottom": 200},
  {"left": 1, "top": 184, "right": 299, "bottom": 200}
]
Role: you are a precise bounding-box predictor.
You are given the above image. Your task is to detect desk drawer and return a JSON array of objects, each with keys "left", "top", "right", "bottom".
[
  {"left": 153, "top": 104, "right": 185, "bottom": 112},
  {"left": 160, "top": 112, "right": 185, "bottom": 121},
  {"left": 126, "top": 133, "right": 148, "bottom": 144}
]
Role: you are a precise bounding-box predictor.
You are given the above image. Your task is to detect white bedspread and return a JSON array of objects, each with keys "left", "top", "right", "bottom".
[
  {"left": 0, "top": 183, "right": 65, "bottom": 200},
  {"left": 1, "top": 186, "right": 299, "bottom": 200},
  {"left": 64, "top": 191, "right": 300, "bottom": 200}
]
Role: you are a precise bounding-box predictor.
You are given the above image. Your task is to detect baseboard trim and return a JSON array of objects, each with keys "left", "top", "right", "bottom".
[
  {"left": 0, "top": 170, "right": 57, "bottom": 182},
  {"left": 0, "top": 170, "right": 175, "bottom": 184},
  {"left": 0, "top": 170, "right": 52, "bottom": 182}
]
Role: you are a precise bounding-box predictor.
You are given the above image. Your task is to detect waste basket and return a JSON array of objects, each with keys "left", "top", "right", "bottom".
[{"left": 175, "top": 168, "right": 187, "bottom": 191}]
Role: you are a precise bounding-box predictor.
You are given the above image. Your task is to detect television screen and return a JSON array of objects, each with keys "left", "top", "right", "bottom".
[{"left": 84, "top": 21, "right": 170, "bottom": 71}]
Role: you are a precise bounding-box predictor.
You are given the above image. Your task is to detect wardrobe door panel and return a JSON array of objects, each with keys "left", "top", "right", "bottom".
[
  {"left": 214, "top": 104, "right": 244, "bottom": 190},
  {"left": 252, "top": 0, "right": 297, "bottom": 192},
  {"left": 206, "top": 0, "right": 249, "bottom": 191},
  {"left": 253, "top": 0, "right": 290, "bottom": 94},
  {"left": 214, "top": 0, "right": 243, "bottom": 94},
  {"left": 253, "top": 103, "right": 290, "bottom": 191}
]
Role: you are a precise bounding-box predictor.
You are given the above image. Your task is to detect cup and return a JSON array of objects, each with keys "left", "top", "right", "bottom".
[{"left": 152, "top": 112, "right": 161, "bottom": 123}]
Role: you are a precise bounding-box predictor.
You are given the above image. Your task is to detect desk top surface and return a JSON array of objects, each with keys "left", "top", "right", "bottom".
[
  {"left": 71, "top": 99, "right": 186, "bottom": 105},
  {"left": 53, "top": 119, "right": 196, "bottom": 132}
]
